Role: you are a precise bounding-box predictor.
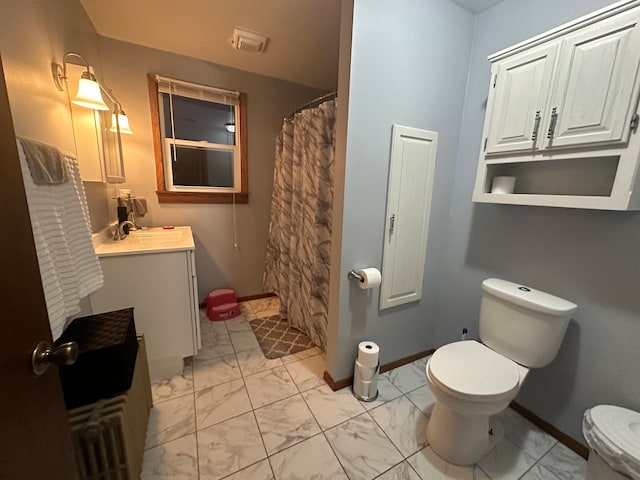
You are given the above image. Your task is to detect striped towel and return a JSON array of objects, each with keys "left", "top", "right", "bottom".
[{"left": 18, "top": 139, "right": 103, "bottom": 339}]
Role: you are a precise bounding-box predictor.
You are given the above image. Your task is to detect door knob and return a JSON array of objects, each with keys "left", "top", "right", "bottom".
[{"left": 31, "top": 340, "right": 79, "bottom": 376}]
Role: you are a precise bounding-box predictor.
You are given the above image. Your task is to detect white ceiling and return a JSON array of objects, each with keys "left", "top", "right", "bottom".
[
  {"left": 81, "top": 0, "right": 503, "bottom": 90},
  {"left": 451, "top": 0, "right": 504, "bottom": 14},
  {"left": 80, "top": 0, "right": 342, "bottom": 90}
]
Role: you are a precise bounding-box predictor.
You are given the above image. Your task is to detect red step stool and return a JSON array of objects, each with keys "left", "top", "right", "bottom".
[{"left": 206, "top": 289, "right": 241, "bottom": 321}]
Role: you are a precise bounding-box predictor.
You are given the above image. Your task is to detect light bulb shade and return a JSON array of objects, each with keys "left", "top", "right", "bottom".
[
  {"left": 110, "top": 112, "right": 133, "bottom": 134},
  {"left": 225, "top": 123, "right": 236, "bottom": 133},
  {"left": 72, "top": 71, "right": 109, "bottom": 110}
]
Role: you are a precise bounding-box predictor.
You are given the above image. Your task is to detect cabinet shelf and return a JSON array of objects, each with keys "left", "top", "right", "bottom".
[{"left": 472, "top": 192, "right": 631, "bottom": 210}]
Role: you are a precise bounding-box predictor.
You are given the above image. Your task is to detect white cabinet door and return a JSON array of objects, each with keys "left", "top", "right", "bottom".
[
  {"left": 89, "top": 251, "right": 194, "bottom": 380},
  {"left": 380, "top": 126, "right": 437, "bottom": 310},
  {"left": 486, "top": 42, "right": 559, "bottom": 154},
  {"left": 547, "top": 9, "right": 640, "bottom": 148},
  {"left": 187, "top": 250, "right": 201, "bottom": 352}
]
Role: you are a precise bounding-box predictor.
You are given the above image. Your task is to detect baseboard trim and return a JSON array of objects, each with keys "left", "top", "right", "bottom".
[
  {"left": 199, "top": 292, "right": 276, "bottom": 308},
  {"left": 323, "top": 371, "right": 352, "bottom": 390},
  {"left": 380, "top": 348, "right": 435, "bottom": 374},
  {"left": 323, "top": 348, "right": 435, "bottom": 391},
  {"left": 509, "top": 401, "right": 589, "bottom": 460},
  {"left": 237, "top": 292, "right": 276, "bottom": 302}
]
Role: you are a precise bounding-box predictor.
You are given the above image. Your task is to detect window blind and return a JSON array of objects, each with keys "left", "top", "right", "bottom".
[{"left": 156, "top": 75, "right": 240, "bottom": 106}]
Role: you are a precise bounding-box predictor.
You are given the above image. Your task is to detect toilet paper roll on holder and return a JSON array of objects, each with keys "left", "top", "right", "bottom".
[{"left": 347, "top": 270, "right": 365, "bottom": 283}]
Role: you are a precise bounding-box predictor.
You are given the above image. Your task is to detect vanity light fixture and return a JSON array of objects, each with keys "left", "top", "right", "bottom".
[
  {"left": 225, "top": 123, "right": 236, "bottom": 133},
  {"left": 110, "top": 110, "right": 134, "bottom": 135},
  {"left": 72, "top": 70, "right": 109, "bottom": 110},
  {"left": 53, "top": 52, "right": 133, "bottom": 134},
  {"left": 53, "top": 53, "right": 109, "bottom": 110}
]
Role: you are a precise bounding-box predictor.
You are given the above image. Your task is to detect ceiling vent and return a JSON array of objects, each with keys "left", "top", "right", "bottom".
[{"left": 231, "top": 28, "right": 269, "bottom": 54}]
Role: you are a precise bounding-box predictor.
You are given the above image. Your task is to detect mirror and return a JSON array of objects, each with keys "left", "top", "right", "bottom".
[
  {"left": 100, "top": 110, "right": 125, "bottom": 183},
  {"left": 66, "top": 63, "right": 125, "bottom": 183}
]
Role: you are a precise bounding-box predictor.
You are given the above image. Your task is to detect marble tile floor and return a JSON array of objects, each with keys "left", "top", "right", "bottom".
[{"left": 142, "top": 298, "right": 587, "bottom": 480}]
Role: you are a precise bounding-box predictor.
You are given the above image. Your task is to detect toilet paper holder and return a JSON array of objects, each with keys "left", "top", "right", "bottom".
[{"left": 347, "top": 270, "right": 365, "bottom": 283}]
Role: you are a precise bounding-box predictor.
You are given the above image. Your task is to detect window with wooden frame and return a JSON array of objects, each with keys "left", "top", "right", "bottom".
[{"left": 148, "top": 74, "right": 248, "bottom": 203}]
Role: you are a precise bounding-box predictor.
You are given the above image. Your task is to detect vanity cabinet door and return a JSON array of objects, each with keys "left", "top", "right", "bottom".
[
  {"left": 89, "top": 251, "right": 194, "bottom": 380},
  {"left": 485, "top": 42, "right": 559, "bottom": 154},
  {"left": 546, "top": 8, "right": 640, "bottom": 148},
  {"left": 187, "top": 250, "right": 201, "bottom": 352}
]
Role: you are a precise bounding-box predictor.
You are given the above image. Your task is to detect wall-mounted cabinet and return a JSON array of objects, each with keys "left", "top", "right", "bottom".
[{"left": 474, "top": 0, "right": 640, "bottom": 210}]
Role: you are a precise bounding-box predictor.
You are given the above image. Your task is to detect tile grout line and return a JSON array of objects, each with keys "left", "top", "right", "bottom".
[
  {"left": 368, "top": 395, "right": 423, "bottom": 461},
  {"left": 199, "top": 305, "right": 433, "bottom": 479},
  {"left": 149, "top": 305, "right": 258, "bottom": 478},
  {"left": 188, "top": 325, "right": 421, "bottom": 473},
  {"left": 297, "top": 382, "right": 351, "bottom": 479},
  {"left": 190, "top": 356, "right": 201, "bottom": 480},
  {"left": 304, "top": 375, "right": 420, "bottom": 478},
  {"left": 209, "top": 302, "right": 274, "bottom": 480},
  {"left": 230, "top": 305, "right": 277, "bottom": 480},
  {"left": 320, "top": 429, "right": 351, "bottom": 478},
  {"left": 364, "top": 363, "right": 435, "bottom": 474},
  {"left": 194, "top": 309, "right": 241, "bottom": 478},
  {"left": 515, "top": 440, "right": 562, "bottom": 480}
]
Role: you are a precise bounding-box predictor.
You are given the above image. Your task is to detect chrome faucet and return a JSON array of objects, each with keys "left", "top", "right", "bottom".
[
  {"left": 112, "top": 220, "right": 136, "bottom": 241},
  {"left": 118, "top": 220, "right": 136, "bottom": 238},
  {"left": 112, "top": 222, "right": 124, "bottom": 241}
]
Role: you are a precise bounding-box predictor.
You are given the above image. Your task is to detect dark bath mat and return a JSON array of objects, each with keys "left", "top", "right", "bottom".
[{"left": 250, "top": 315, "right": 315, "bottom": 359}]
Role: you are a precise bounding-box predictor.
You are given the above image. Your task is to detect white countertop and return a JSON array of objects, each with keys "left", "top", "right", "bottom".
[{"left": 93, "top": 226, "right": 195, "bottom": 257}]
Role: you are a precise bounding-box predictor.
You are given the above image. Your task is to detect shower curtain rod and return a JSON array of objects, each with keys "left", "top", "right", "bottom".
[{"left": 286, "top": 90, "right": 337, "bottom": 120}]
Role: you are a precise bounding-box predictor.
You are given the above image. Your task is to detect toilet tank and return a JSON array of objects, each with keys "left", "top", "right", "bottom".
[{"left": 479, "top": 278, "right": 577, "bottom": 368}]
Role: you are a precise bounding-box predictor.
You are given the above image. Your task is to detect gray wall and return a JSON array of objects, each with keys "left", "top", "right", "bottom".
[
  {"left": 97, "top": 37, "right": 326, "bottom": 299},
  {"left": 326, "top": 0, "right": 475, "bottom": 380},
  {"left": 0, "top": 0, "right": 98, "bottom": 149},
  {"left": 0, "top": 0, "right": 112, "bottom": 231},
  {"left": 437, "top": 0, "right": 640, "bottom": 443}
]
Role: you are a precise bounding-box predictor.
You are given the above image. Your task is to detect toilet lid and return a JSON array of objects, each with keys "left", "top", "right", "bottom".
[
  {"left": 428, "top": 341, "right": 520, "bottom": 398},
  {"left": 583, "top": 405, "right": 640, "bottom": 478}
]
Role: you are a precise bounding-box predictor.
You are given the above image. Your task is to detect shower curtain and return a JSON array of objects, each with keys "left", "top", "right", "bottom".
[{"left": 263, "top": 99, "right": 336, "bottom": 351}]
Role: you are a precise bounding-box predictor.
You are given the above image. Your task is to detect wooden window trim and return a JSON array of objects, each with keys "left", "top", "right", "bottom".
[{"left": 147, "top": 74, "right": 249, "bottom": 204}]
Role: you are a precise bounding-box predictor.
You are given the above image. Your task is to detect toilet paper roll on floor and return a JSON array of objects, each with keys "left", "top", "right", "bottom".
[
  {"left": 358, "top": 341, "right": 380, "bottom": 368},
  {"left": 357, "top": 268, "right": 382, "bottom": 289}
]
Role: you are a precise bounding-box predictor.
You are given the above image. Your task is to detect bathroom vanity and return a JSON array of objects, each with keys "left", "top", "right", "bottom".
[{"left": 89, "top": 226, "right": 200, "bottom": 380}]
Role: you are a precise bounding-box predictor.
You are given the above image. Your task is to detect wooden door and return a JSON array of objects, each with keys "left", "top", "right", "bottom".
[
  {"left": 547, "top": 8, "right": 640, "bottom": 148},
  {"left": 380, "top": 125, "right": 437, "bottom": 310},
  {"left": 0, "top": 58, "right": 79, "bottom": 479},
  {"left": 485, "top": 42, "right": 558, "bottom": 154}
]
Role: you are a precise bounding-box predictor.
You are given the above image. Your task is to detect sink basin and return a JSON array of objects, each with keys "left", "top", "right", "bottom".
[
  {"left": 94, "top": 226, "right": 194, "bottom": 257},
  {"left": 130, "top": 229, "right": 184, "bottom": 243}
]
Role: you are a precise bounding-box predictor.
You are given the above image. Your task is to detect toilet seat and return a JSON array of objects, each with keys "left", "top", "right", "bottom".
[
  {"left": 428, "top": 341, "right": 520, "bottom": 401},
  {"left": 583, "top": 405, "right": 640, "bottom": 479}
]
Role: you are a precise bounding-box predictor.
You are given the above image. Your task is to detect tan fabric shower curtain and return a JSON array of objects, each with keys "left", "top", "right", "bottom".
[{"left": 263, "top": 99, "right": 336, "bottom": 351}]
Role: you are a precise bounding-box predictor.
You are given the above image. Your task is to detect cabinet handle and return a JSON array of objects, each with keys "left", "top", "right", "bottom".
[
  {"left": 389, "top": 214, "right": 396, "bottom": 237},
  {"left": 531, "top": 111, "right": 541, "bottom": 142},
  {"left": 546, "top": 107, "right": 558, "bottom": 140}
]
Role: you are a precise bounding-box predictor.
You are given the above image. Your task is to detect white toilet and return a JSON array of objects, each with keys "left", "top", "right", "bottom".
[
  {"left": 583, "top": 405, "right": 640, "bottom": 479},
  {"left": 425, "top": 278, "right": 577, "bottom": 466}
]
